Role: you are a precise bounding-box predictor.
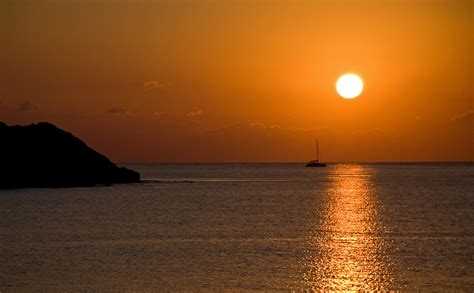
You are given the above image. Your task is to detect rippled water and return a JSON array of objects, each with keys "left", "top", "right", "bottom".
[{"left": 1, "top": 163, "right": 473, "bottom": 290}]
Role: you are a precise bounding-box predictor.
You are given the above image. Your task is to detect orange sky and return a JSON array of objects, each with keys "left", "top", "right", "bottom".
[{"left": 1, "top": 0, "right": 472, "bottom": 162}]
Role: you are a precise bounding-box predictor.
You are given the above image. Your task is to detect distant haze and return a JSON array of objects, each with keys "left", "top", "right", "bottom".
[{"left": 1, "top": 0, "right": 472, "bottom": 162}]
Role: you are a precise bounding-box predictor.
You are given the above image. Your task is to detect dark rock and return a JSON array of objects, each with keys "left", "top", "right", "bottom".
[{"left": 0, "top": 122, "right": 140, "bottom": 188}]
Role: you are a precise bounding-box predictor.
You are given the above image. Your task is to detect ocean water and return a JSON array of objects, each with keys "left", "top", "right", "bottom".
[{"left": 1, "top": 163, "right": 473, "bottom": 291}]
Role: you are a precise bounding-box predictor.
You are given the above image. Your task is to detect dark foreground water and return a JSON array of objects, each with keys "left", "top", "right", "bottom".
[{"left": 1, "top": 163, "right": 473, "bottom": 291}]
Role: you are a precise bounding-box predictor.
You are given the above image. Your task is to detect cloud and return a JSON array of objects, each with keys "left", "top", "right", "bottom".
[
  {"left": 186, "top": 109, "right": 203, "bottom": 118},
  {"left": 144, "top": 81, "right": 166, "bottom": 91},
  {"left": 351, "top": 128, "right": 388, "bottom": 136},
  {"left": 248, "top": 121, "right": 309, "bottom": 132},
  {"left": 18, "top": 101, "right": 38, "bottom": 112},
  {"left": 452, "top": 110, "right": 474, "bottom": 122},
  {"left": 105, "top": 106, "right": 129, "bottom": 115}
]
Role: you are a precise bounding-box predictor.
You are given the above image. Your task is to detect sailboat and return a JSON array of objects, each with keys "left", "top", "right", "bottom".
[{"left": 305, "top": 139, "right": 327, "bottom": 167}]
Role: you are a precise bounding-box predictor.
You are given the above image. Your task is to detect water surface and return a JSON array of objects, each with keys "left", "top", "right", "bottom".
[{"left": 1, "top": 163, "right": 473, "bottom": 290}]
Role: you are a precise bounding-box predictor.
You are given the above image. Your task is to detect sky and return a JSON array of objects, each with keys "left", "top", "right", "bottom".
[{"left": 1, "top": 0, "right": 472, "bottom": 162}]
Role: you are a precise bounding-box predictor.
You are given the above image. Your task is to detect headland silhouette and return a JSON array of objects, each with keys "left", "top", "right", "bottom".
[{"left": 0, "top": 122, "right": 140, "bottom": 188}]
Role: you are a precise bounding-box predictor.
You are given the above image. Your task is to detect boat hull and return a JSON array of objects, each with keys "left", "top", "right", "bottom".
[{"left": 305, "top": 162, "right": 327, "bottom": 167}]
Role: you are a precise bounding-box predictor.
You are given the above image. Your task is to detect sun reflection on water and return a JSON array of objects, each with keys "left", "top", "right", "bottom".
[{"left": 303, "top": 164, "right": 394, "bottom": 290}]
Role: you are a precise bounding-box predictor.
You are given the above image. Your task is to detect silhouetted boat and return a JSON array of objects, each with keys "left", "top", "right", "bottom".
[{"left": 305, "top": 138, "right": 326, "bottom": 167}]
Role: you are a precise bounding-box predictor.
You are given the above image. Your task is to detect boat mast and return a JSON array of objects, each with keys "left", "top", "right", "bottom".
[{"left": 316, "top": 138, "right": 319, "bottom": 162}]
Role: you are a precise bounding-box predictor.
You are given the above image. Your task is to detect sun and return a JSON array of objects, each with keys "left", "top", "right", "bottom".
[{"left": 336, "top": 73, "right": 364, "bottom": 99}]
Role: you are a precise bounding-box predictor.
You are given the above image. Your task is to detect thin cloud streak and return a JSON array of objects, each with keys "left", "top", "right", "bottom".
[
  {"left": 18, "top": 101, "right": 38, "bottom": 112},
  {"left": 452, "top": 110, "right": 474, "bottom": 122}
]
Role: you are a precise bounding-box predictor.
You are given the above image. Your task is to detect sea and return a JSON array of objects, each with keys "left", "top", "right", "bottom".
[{"left": 1, "top": 163, "right": 473, "bottom": 291}]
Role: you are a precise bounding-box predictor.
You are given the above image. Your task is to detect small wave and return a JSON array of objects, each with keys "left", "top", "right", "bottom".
[
  {"left": 141, "top": 178, "right": 313, "bottom": 184},
  {"left": 141, "top": 179, "right": 195, "bottom": 184}
]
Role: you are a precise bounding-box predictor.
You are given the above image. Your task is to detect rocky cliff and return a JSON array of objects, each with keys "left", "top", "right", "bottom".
[{"left": 0, "top": 122, "right": 140, "bottom": 188}]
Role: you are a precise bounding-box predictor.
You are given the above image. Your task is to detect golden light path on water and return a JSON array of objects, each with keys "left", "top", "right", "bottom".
[{"left": 302, "top": 164, "right": 394, "bottom": 290}]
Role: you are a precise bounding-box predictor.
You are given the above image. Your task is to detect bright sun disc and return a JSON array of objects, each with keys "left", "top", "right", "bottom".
[{"left": 336, "top": 73, "right": 363, "bottom": 99}]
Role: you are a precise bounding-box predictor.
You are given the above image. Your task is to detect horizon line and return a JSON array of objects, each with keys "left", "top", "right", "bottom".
[{"left": 118, "top": 161, "right": 474, "bottom": 165}]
